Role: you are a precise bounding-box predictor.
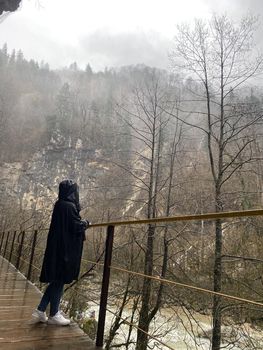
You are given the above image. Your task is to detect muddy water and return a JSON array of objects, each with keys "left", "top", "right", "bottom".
[{"left": 86, "top": 301, "right": 263, "bottom": 349}]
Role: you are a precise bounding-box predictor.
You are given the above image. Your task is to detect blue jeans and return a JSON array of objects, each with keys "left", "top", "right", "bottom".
[{"left": 38, "top": 281, "right": 64, "bottom": 317}]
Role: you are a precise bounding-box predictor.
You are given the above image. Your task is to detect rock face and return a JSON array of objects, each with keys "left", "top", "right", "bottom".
[{"left": 0, "top": 136, "right": 105, "bottom": 216}]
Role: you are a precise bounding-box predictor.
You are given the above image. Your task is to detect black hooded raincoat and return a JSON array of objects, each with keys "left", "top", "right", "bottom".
[{"left": 40, "top": 180, "right": 88, "bottom": 284}]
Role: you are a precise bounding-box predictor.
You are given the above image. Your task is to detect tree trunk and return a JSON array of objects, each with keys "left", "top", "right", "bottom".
[
  {"left": 212, "top": 190, "right": 223, "bottom": 350},
  {"left": 211, "top": 218, "right": 223, "bottom": 349},
  {"left": 136, "top": 224, "right": 155, "bottom": 350}
]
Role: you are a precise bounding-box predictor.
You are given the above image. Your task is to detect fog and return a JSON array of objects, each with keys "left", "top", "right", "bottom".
[
  {"left": 1, "top": 2, "right": 263, "bottom": 350},
  {"left": 1, "top": 0, "right": 262, "bottom": 71}
]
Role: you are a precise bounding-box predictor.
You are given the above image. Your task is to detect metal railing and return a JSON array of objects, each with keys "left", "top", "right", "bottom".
[{"left": 1, "top": 208, "right": 263, "bottom": 349}]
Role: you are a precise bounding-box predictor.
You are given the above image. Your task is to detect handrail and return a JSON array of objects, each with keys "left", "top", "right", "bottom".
[
  {"left": 89, "top": 208, "right": 263, "bottom": 228},
  {"left": 110, "top": 265, "right": 263, "bottom": 307},
  {"left": 4, "top": 208, "right": 263, "bottom": 233},
  {"left": 1, "top": 208, "right": 263, "bottom": 349},
  {"left": 4, "top": 248, "right": 41, "bottom": 271},
  {"left": 83, "top": 259, "right": 263, "bottom": 307}
]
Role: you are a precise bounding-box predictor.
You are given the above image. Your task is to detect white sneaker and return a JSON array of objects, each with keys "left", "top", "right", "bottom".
[
  {"left": 31, "top": 309, "right": 48, "bottom": 323},
  {"left": 47, "top": 311, "right": 70, "bottom": 326}
]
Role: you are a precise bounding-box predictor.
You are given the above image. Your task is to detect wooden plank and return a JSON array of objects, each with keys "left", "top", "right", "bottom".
[
  {"left": 0, "top": 256, "right": 96, "bottom": 350},
  {"left": 2, "top": 338, "right": 98, "bottom": 350}
]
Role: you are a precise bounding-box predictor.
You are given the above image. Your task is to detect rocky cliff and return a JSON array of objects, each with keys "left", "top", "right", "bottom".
[{"left": 0, "top": 133, "right": 110, "bottom": 227}]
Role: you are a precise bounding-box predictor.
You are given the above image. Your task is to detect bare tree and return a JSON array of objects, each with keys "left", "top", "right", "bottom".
[
  {"left": 170, "top": 14, "right": 263, "bottom": 350},
  {"left": 113, "top": 67, "right": 185, "bottom": 350}
]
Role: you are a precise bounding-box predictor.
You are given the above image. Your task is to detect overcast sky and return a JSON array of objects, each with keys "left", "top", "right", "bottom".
[{"left": 0, "top": 0, "right": 262, "bottom": 71}]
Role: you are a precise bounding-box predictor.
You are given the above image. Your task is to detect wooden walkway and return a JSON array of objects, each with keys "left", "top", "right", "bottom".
[{"left": 0, "top": 256, "right": 97, "bottom": 350}]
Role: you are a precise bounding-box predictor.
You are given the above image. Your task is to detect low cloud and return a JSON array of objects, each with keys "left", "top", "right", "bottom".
[{"left": 77, "top": 30, "right": 171, "bottom": 71}]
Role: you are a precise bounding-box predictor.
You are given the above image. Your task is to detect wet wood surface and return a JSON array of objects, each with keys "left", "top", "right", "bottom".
[{"left": 0, "top": 256, "right": 98, "bottom": 350}]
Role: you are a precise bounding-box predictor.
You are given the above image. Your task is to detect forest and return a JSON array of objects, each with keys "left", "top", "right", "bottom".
[{"left": 1, "top": 13, "right": 263, "bottom": 350}]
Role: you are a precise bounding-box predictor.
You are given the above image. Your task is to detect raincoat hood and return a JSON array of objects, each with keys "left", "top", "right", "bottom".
[{"left": 58, "top": 179, "right": 80, "bottom": 211}]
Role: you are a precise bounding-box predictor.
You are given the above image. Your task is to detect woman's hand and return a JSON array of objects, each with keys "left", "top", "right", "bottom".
[{"left": 81, "top": 220, "right": 90, "bottom": 230}]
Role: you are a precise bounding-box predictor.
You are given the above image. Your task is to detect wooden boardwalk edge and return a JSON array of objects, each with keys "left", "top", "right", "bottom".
[{"left": 0, "top": 255, "right": 97, "bottom": 350}]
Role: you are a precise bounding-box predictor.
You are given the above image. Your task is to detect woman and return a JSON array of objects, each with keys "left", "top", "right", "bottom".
[{"left": 32, "top": 179, "right": 89, "bottom": 325}]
